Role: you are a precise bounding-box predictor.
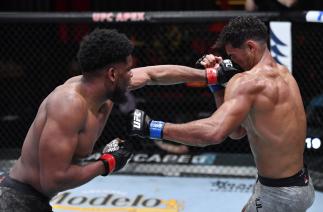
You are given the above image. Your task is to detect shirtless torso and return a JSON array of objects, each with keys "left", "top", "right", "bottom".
[
  {"left": 10, "top": 76, "right": 112, "bottom": 198},
  {"left": 234, "top": 61, "right": 306, "bottom": 178}
]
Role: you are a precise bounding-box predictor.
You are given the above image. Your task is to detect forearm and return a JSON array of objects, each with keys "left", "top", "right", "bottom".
[
  {"left": 162, "top": 120, "right": 225, "bottom": 147},
  {"left": 41, "top": 161, "right": 104, "bottom": 193},
  {"left": 147, "top": 65, "right": 205, "bottom": 84},
  {"left": 130, "top": 65, "right": 205, "bottom": 90}
]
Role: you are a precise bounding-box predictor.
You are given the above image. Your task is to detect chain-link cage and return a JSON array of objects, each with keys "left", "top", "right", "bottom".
[{"left": 0, "top": 12, "right": 322, "bottom": 189}]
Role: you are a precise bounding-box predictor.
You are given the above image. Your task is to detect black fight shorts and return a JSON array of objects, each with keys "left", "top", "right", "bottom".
[{"left": 0, "top": 174, "right": 52, "bottom": 212}]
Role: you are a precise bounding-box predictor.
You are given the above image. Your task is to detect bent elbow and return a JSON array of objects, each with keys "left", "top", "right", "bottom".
[
  {"left": 229, "top": 127, "right": 247, "bottom": 140},
  {"left": 203, "top": 131, "right": 226, "bottom": 145},
  {"left": 229, "top": 133, "right": 246, "bottom": 140}
]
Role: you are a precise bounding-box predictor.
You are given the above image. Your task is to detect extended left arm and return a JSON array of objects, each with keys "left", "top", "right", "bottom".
[
  {"left": 129, "top": 65, "right": 206, "bottom": 90},
  {"left": 128, "top": 59, "right": 240, "bottom": 90}
]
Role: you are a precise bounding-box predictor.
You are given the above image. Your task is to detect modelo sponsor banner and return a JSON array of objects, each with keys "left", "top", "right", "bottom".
[
  {"left": 269, "top": 22, "right": 292, "bottom": 73},
  {"left": 52, "top": 192, "right": 178, "bottom": 212},
  {"left": 50, "top": 175, "right": 254, "bottom": 212}
]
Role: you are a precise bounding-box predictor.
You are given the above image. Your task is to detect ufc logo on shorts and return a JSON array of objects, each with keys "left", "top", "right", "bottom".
[
  {"left": 133, "top": 110, "right": 142, "bottom": 129},
  {"left": 255, "top": 198, "right": 262, "bottom": 211}
]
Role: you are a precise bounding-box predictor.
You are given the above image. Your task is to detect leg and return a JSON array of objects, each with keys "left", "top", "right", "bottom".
[
  {"left": 244, "top": 179, "right": 315, "bottom": 212},
  {"left": 242, "top": 179, "right": 261, "bottom": 212}
]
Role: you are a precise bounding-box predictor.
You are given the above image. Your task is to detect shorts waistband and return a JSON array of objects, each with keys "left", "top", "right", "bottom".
[
  {"left": 258, "top": 166, "right": 309, "bottom": 187},
  {"left": 0, "top": 174, "right": 49, "bottom": 201}
]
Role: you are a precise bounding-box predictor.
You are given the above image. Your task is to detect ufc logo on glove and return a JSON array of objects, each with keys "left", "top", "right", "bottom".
[
  {"left": 133, "top": 110, "right": 143, "bottom": 129},
  {"left": 130, "top": 109, "right": 165, "bottom": 140}
]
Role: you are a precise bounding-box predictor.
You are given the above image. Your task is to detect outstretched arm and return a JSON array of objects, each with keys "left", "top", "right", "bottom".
[
  {"left": 128, "top": 65, "right": 206, "bottom": 90},
  {"left": 129, "top": 57, "right": 241, "bottom": 91}
]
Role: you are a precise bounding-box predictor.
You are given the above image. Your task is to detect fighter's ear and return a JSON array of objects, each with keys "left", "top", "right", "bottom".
[
  {"left": 245, "top": 40, "right": 257, "bottom": 53},
  {"left": 106, "top": 67, "right": 117, "bottom": 82}
]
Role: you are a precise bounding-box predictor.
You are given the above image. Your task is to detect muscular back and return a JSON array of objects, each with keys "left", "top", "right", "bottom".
[{"left": 235, "top": 64, "right": 306, "bottom": 178}]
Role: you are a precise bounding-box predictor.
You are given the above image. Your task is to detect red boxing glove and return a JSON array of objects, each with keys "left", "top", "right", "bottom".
[
  {"left": 99, "top": 138, "right": 133, "bottom": 176},
  {"left": 206, "top": 67, "right": 218, "bottom": 85},
  {"left": 99, "top": 154, "right": 116, "bottom": 175}
]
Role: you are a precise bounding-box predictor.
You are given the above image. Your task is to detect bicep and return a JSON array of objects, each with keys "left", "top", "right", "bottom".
[
  {"left": 39, "top": 117, "right": 78, "bottom": 176},
  {"left": 39, "top": 98, "right": 85, "bottom": 179},
  {"left": 209, "top": 93, "right": 252, "bottom": 138}
]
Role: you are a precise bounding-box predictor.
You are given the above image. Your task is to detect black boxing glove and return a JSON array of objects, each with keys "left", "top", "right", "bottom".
[
  {"left": 99, "top": 138, "right": 133, "bottom": 176},
  {"left": 206, "top": 59, "right": 241, "bottom": 85},
  {"left": 195, "top": 55, "right": 208, "bottom": 69},
  {"left": 195, "top": 56, "right": 241, "bottom": 85},
  {"left": 130, "top": 109, "right": 165, "bottom": 140}
]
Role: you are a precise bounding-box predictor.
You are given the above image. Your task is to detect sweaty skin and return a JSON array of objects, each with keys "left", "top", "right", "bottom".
[
  {"left": 163, "top": 49, "right": 306, "bottom": 179},
  {"left": 9, "top": 60, "right": 206, "bottom": 198}
]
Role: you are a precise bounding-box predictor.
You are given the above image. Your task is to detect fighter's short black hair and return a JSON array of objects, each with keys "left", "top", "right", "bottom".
[
  {"left": 77, "top": 28, "right": 134, "bottom": 73},
  {"left": 217, "top": 16, "right": 268, "bottom": 48}
]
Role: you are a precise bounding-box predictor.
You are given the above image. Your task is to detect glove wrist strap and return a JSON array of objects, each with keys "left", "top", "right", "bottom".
[
  {"left": 206, "top": 68, "right": 218, "bottom": 85},
  {"left": 100, "top": 154, "right": 116, "bottom": 176},
  {"left": 149, "top": 120, "right": 165, "bottom": 139}
]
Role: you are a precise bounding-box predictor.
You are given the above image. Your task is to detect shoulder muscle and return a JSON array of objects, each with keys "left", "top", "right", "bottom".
[
  {"left": 225, "top": 73, "right": 265, "bottom": 102},
  {"left": 46, "top": 90, "right": 87, "bottom": 132}
]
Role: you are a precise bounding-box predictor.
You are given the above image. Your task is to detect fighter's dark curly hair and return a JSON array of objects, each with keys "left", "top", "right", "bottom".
[
  {"left": 217, "top": 16, "right": 268, "bottom": 49},
  {"left": 77, "top": 28, "right": 134, "bottom": 73}
]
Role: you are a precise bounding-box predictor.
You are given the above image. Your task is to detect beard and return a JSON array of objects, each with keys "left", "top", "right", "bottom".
[{"left": 110, "top": 85, "right": 128, "bottom": 104}]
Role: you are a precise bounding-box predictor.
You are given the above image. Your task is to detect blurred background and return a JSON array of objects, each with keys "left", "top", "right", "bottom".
[{"left": 0, "top": 0, "right": 323, "bottom": 192}]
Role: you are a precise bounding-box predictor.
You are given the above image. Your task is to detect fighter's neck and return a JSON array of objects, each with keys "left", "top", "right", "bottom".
[
  {"left": 257, "top": 49, "right": 276, "bottom": 67},
  {"left": 79, "top": 77, "right": 110, "bottom": 112}
]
